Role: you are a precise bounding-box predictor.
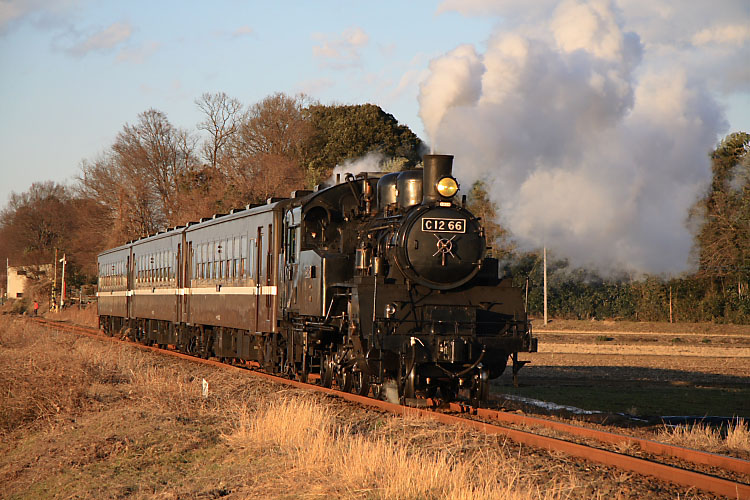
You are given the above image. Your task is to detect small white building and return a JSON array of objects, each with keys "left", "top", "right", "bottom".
[{"left": 6, "top": 264, "right": 52, "bottom": 299}]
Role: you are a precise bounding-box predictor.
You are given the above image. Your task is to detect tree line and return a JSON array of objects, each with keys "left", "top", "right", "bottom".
[
  {"left": 0, "top": 93, "right": 423, "bottom": 284},
  {"left": 0, "top": 92, "right": 747, "bottom": 323}
]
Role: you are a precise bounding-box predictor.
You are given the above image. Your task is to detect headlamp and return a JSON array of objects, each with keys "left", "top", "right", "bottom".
[{"left": 436, "top": 177, "right": 458, "bottom": 197}]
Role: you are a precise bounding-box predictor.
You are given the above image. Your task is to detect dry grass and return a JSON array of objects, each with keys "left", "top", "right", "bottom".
[
  {"left": 657, "top": 419, "right": 750, "bottom": 454},
  {"left": 0, "top": 317, "right": 699, "bottom": 499},
  {"left": 224, "top": 394, "right": 578, "bottom": 499},
  {"left": 537, "top": 343, "right": 750, "bottom": 357},
  {"left": 534, "top": 318, "right": 750, "bottom": 336},
  {"left": 44, "top": 304, "right": 99, "bottom": 328}
]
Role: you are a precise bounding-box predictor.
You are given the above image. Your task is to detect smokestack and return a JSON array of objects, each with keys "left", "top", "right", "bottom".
[{"left": 423, "top": 154, "right": 454, "bottom": 204}]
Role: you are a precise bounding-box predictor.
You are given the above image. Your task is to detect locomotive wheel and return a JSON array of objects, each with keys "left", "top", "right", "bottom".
[
  {"left": 320, "top": 354, "right": 334, "bottom": 388},
  {"left": 349, "top": 367, "right": 370, "bottom": 396},
  {"left": 294, "top": 358, "right": 309, "bottom": 383},
  {"left": 336, "top": 367, "right": 353, "bottom": 393},
  {"left": 187, "top": 336, "right": 199, "bottom": 355},
  {"left": 399, "top": 363, "right": 416, "bottom": 400},
  {"left": 470, "top": 368, "right": 490, "bottom": 405}
]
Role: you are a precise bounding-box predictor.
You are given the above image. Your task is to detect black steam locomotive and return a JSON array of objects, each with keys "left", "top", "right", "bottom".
[{"left": 97, "top": 155, "right": 536, "bottom": 403}]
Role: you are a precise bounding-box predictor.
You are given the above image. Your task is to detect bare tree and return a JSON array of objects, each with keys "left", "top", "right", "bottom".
[
  {"left": 196, "top": 92, "right": 243, "bottom": 172},
  {"left": 112, "top": 109, "right": 182, "bottom": 224},
  {"left": 227, "top": 93, "right": 312, "bottom": 203},
  {"left": 0, "top": 182, "right": 73, "bottom": 262},
  {"left": 78, "top": 109, "right": 198, "bottom": 244}
]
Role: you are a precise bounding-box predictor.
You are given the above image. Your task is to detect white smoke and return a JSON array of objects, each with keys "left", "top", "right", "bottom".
[
  {"left": 418, "top": 44, "right": 484, "bottom": 149},
  {"left": 329, "top": 151, "right": 386, "bottom": 182},
  {"left": 420, "top": 0, "right": 735, "bottom": 274}
]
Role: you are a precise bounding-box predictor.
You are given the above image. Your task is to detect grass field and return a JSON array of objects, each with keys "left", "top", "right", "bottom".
[
  {"left": 0, "top": 317, "right": 601, "bottom": 499},
  {"left": 494, "top": 319, "right": 750, "bottom": 421},
  {"left": 3, "top": 313, "right": 747, "bottom": 497}
]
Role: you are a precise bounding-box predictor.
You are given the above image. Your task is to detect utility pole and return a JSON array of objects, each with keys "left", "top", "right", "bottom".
[
  {"left": 60, "top": 253, "right": 67, "bottom": 308},
  {"left": 543, "top": 247, "right": 548, "bottom": 326}
]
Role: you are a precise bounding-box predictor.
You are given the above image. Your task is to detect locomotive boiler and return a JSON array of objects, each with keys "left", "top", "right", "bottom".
[{"left": 97, "top": 154, "right": 536, "bottom": 404}]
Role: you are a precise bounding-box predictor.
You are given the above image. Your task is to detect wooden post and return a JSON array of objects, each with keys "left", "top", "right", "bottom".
[
  {"left": 543, "top": 247, "right": 548, "bottom": 326},
  {"left": 60, "top": 254, "right": 67, "bottom": 307},
  {"left": 52, "top": 249, "right": 57, "bottom": 311},
  {"left": 669, "top": 285, "right": 673, "bottom": 324}
]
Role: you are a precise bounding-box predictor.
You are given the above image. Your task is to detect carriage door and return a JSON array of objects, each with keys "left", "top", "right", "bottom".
[
  {"left": 283, "top": 208, "right": 300, "bottom": 309},
  {"left": 126, "top": 253, "right": 133, "bottom": 322},
  {"left": 264, "top": 223, "right": 274, "bottom": 331},
  {"left": 182, "top": 242, "right": 192, "bottom": 324},
  {"left": 255, "top": 226, "right": 263, "bottom": 332},
  {"left": 176, "top": 243, "right": 182, "bottom": 322}
]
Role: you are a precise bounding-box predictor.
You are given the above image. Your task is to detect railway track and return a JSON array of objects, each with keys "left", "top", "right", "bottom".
[{"left": 31, "top": 317, "right": 750, "bottom": 499}]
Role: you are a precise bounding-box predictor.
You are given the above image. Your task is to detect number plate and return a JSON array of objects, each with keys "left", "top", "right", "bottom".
[{"left": 421, "top": 217, "right": 466, "bottom": 233}]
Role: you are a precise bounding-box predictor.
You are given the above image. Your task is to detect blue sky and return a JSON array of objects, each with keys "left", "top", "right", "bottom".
[
  {"left": 0, "top": 1, "right": 495, "bottom": 207},
  {"left": 1, "top": 0, "right": 749, "bottom": 217}
]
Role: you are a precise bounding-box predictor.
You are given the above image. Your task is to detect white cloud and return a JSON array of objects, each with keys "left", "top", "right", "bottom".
[
  {"left": 692, "top": 24, "right": 750, "bottom": 46},
  {"left": 0, "top": 0, "right": 77, "bottom": 35},
  {"left": 437, "top": 0, "right": 557, "bottom": 19},
  {"left": 312, "top": 26, "right": 370, "bottom": 69},
  {"left": 67, "top": 21, "right": 133, "bottom": 56}
]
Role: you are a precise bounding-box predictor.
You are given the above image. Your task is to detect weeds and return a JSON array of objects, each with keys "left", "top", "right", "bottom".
[
  {"left": 225, "top": 394, "right": 540, "bottom": 499},
  {"left": 46, "top": 304, "right": 98, "bottom": 327},
  {"left": 658, "top": 419, "right": 750, "bottom": 454},
  {"left": 0, "top": 317, "right": 714, "bottom": 499}
]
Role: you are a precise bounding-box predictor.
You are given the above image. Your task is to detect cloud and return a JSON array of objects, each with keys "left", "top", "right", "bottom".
[
  {"left": 312, "top": 26, "right": 370, "bottom": 69},
  {"left": 692, "top": 24, "right": 750, "bottom": 46},
  {"left": 420, "top": 0, "right": 731, "bottom": 275},
  {"left": 67, "top": 21, "right": 133, "bottom": 56},
  {"left": 116, "top": 41, "right": 160, "bottom": 64},
  {"left": 437, "top": 0, "right": 557, "bottom": 19},
  {"left": 0, "top": 0, "right": 76, "bottom": 35},
  {"left": 231, "top": 25, "right": 253, "bottom": 38},
  {"left": 295, "top": 77, "right": 335, "bottom": 96}
]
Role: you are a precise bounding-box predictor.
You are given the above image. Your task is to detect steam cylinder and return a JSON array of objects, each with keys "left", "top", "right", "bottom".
[{"left": 423, "top": 154, "right": 454, "bottom": 204}]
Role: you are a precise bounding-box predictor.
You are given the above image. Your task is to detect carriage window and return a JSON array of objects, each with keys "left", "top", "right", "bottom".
[{"left": 196, "top": 248, "right": 200, "bottom": 281}]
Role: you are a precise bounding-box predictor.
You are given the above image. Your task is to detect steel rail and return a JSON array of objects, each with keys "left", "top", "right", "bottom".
[
  {"left": 448, "top": 402, "right": 750, "bottom": 476},
  {"left": 31, "top": 317, "right": 750, "bottom": 499}
]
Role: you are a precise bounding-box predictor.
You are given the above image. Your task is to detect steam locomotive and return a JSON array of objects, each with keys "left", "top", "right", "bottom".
[{"left": 97, "top": 155, "right": 536, "bottom": 403}]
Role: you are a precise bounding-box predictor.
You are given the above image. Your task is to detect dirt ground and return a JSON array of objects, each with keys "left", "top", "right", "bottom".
[{"left": 493, "top": 319, "right": 750, "bottom": 421}]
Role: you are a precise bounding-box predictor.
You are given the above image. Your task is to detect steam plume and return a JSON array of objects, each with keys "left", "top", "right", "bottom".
[{"left": 420, "top": 0, "right": 733, "bottom": 274}]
